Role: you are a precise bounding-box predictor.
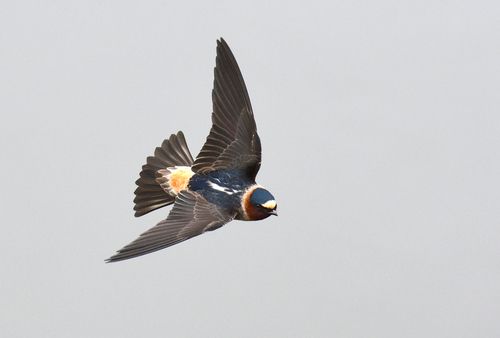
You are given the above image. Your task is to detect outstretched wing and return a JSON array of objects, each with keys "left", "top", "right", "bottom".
[
  {"left": 192, "top": 38, "right": 262, "bottom": 180},
  {"left": 107, "top": 191, "right": 236, "bottom": 262}
]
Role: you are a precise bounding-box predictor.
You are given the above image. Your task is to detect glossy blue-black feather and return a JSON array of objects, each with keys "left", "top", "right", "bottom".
[
  {"left": 249, "top": 188, "right": 276, "bottom": 206},
  {"left": 188, "top": 170, "right": 254, "bottom": 210}
]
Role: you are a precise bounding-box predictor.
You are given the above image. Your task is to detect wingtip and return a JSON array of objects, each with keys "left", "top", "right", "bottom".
[
  {"left": 105, "top": 253, "right": 129, "bottom": 263},
  {"left": 216, "top": 38, "right": 231, "bottom": 53}
]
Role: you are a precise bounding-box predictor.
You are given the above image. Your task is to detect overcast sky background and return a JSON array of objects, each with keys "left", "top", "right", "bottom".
[{"left": 1, "top": 1, "right": 499, "bottom": 337}]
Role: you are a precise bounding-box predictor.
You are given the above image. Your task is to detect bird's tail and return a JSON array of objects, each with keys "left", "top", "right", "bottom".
[{"left": 133, "top": 131, "right": 194, "bottom": 217}]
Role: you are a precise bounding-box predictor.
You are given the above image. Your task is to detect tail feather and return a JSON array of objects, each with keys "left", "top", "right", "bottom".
[{"left": 133, "top": 131, "right": 194, "bottom": 217}]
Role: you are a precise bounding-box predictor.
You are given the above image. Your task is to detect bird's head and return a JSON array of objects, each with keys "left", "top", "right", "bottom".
[{"left": 245, "top": 187, "right": 277, "bottom": 220}]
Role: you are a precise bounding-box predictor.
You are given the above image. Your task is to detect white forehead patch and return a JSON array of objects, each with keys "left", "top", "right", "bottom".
[{"left": 262, "top": 200, "right": 276, "bottom": 209}]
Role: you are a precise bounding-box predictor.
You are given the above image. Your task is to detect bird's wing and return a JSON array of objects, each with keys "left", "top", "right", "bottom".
[
  {"left": 192, "top": 38, "right": 262, "bottom": 180},
  {"left": 107, "top": 190, "right": 236, "bottom": 262}
]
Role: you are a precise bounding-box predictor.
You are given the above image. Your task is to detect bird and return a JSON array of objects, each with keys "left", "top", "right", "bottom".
[{"left": 106, "top": 38, "right": 277, "bottom": 262}]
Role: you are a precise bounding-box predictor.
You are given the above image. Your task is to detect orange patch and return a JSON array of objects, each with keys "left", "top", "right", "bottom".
[
  {"left": 242, "top": 185, "right": 260, "bottom": 221},
  {"left": 169, "top": 167, "right": 194, "bottom": 195}
]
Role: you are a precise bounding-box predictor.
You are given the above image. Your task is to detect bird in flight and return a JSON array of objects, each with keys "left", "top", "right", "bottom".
[{"left": 106, "top": 38, "right": 277, "bottom": 262}]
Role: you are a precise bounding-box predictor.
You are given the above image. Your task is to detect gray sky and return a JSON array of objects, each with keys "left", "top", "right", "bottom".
[{"left": 2, "top": 1, "right": 499, "bottom": 337}]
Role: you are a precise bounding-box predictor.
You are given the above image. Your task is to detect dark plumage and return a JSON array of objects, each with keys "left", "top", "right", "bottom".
[{"left": 106, "top": 39, "right": 277, "bottom": 263}]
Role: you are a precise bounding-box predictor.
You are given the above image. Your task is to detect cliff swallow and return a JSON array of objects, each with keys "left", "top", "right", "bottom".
[{"left": 107, "top": 38, "right": 276, "bottom": 262}]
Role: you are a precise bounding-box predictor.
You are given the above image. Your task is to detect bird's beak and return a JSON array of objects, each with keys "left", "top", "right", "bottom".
[{"left": 269, "top": 209, "right": 278, "bottom": 216}]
